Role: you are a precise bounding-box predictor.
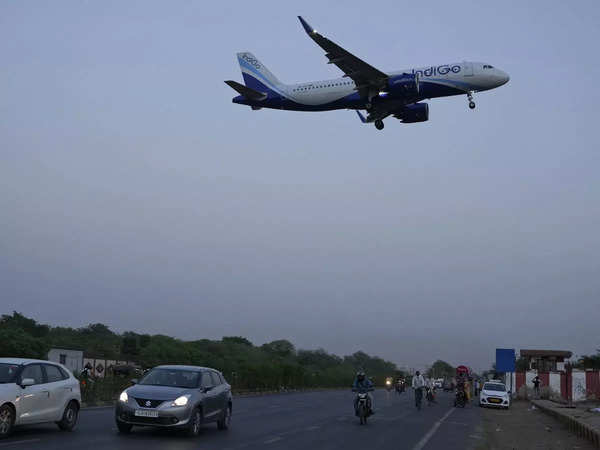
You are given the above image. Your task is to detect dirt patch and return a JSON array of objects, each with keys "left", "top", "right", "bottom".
[{"left": 476, "top": 400, "right": 596, "bottom": 449}]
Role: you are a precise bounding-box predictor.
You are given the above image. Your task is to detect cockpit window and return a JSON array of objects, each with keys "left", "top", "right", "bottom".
[{"left": 483, "top": 64, "right": 494, "bottom": 69}]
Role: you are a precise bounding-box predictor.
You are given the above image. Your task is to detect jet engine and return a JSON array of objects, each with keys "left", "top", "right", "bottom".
[
  {"left": 394, "top": 103, "right": 429, "bottom": 123},
  {"left": 387, "top": 73, "right": 419, "bottom": 97}
]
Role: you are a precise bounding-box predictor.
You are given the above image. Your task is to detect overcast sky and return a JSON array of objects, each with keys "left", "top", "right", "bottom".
[{"left": 1, "top": 0, "right": 599, "bottom": 372}]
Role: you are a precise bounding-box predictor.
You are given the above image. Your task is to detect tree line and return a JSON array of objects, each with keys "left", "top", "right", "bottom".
[{"left": 0, "top": 312, "right": 402, "bottom": 389}]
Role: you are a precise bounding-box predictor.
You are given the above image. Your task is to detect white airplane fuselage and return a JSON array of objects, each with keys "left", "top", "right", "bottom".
[{"left": 234, "top": 60, "right": 509, "bottom": 112}]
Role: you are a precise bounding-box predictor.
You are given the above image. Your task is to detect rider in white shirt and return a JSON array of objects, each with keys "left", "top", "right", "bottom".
[{"left": 412, "top": 371, "right": 426, "bottom": 410}]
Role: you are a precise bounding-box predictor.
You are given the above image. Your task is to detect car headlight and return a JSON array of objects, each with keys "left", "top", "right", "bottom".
[
  {"left": 119, "top": 391, "right": 128, "bottom": 403},
  {"left": 172, "top": 395, "right": 190, "bottom": 407}
]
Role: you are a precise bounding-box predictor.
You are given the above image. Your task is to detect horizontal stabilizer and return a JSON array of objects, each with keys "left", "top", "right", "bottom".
[{"left": 224, "top": 80, "right": 267, "bottom": 101}]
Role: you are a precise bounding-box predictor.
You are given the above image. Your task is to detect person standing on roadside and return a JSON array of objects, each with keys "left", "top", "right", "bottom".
[
  {"left": 533, "top": 375, "right": 541, "bottom": 399},
  {"left": 412, "top": 371, "right": 426, "bottom": 410}
]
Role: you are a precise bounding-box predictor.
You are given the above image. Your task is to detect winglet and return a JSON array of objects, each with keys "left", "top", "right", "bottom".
[
  {"left": 298, "top": 16, "right": 316, "bottom": 35},
  {"left": 355, "top": 110, "right": 367, "bottom": 123}
]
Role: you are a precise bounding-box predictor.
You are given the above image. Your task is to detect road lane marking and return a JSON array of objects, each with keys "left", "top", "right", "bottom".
[
  {"left": 264, "top": 436, "right": 283, "bottom": 444},
  {"left": 411, "top": 408, "right": 455, "bottom": 450},
  {"left": 0, "top": 439, "right": 41, "bottom": 447},
  {"left": 305, "top": 425, "right": 320, "bottom": 431}
]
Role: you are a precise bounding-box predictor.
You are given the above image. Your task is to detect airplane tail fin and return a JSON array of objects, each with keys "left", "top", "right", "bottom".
[{"left": 237, "top": 52, "right": 283, "bottom": 92}]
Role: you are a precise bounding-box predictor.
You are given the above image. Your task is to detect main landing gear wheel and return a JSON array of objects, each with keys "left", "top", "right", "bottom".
[
  {"left": 467, "top": 91, "right": 476, "bottom": 109},
  {"left": 374, "top": 120, "right": 384, "bottom": 130}
]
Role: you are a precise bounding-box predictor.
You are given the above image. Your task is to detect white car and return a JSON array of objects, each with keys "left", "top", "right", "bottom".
[
  {"left": 0, "top": 358, "right": 81, "bottom": 438},
  {"left": 479, "top": 381, "right": 511, "bottom": 409}
]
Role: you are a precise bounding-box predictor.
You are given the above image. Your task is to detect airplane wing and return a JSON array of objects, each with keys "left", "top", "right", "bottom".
[{"left": 298, "top": 16, "right": 388, "bottom": 98}]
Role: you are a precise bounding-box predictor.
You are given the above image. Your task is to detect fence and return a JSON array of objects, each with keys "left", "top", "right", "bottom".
[{"left": 511, "top": 370, "right": 600, "bottom": 402}]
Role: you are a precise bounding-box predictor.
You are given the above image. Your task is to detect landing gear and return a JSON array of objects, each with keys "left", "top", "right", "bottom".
[
  {"left": 467, "top": 91, "right": 476, "bottom": 109},
  {"left": 374, "top": 119, "right": 384, "bottom": 130}
]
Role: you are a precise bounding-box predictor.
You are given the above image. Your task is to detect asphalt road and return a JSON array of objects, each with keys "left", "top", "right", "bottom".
[{"left": 0, "top": 390, "right": 484, "bottom": 450}]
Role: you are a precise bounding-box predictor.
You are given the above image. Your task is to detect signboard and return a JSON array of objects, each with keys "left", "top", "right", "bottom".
[{"left": 496, "top": 348, "right": 516, "bottom": 372}]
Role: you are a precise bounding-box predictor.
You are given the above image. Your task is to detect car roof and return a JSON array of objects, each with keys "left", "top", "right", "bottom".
[
  {"left": 0, "top": 358, "right": 58, "bottom": 365},
  {"left": 154, "top": 365, "right": 218, "bottom": 373}
]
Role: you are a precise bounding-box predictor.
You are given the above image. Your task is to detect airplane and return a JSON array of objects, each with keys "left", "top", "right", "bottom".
[{"left": 225, "top": 16, "right": 509, "bottom": 131}]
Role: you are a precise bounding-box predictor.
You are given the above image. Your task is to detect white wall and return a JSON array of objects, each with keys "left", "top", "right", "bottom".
[
  {"left": 47, "top": 348, "right": 83, "bottom": 374},
  {"left": 572, "top": 371, "right": 587, "bottom": 401},
  {"left": 549, "top": 372, "right": 561, "bottom": 396}
]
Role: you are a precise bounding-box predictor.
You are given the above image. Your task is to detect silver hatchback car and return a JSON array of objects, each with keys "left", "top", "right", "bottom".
[
  {"left": 115, "top": 365, "right": 232, "bottom": 436},
  {"left": 0, "top": 358, "right": 81, "bottom": 438}
]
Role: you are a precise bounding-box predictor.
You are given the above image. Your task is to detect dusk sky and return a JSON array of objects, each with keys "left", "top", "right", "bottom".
[{"left": 2, "top": 0, "right": 599, "bottom": 372}]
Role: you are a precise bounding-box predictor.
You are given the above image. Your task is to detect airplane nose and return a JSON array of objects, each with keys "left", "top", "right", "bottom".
[{"left": 499, "top": 71, "right": 510, "bottom": 85}]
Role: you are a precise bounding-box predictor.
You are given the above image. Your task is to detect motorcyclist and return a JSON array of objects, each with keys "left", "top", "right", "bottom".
[
  {"left": 455, "top": 374, "right": 466, "bottom": 406},
  {"left": 425, "top": 377, "right": 437, "bottom": 405},
  {"left": 352, "top": 371, "right": 374, "bottom": 415}
]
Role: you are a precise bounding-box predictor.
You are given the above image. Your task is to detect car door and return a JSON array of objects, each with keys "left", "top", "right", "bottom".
[
  {"left": 43, "top": 364, "right": 70, "bottom": 421},
  {"left": 210, "top": 371, "right": 226, "bottom": 413},
  {"left": 200, "top": 372, "right": 219, "bottom": 419},
  {"left": 17, "top": 364, "right": 52, "bottom": 424}
]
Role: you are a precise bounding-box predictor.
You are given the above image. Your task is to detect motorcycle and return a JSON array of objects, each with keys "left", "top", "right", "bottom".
[
  {"left": 385, "top": 378, "right": 393, "bottom": 392},
  {"left": 426, "top": 387, "right": 436, "bottom": 404},
  {"left": 356, "top": 392, "right": 370, "bottom": 425},
  {"left": 454, "top": 389, "right": 466, "bottom": 408}
]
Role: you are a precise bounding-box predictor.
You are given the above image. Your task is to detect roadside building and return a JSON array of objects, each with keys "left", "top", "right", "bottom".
[
  {"left": 519, "top": 349, "right": 572, "bottom": 372},
  {"left": 47, "top": 348, "right": 84, "bottom": 374}
]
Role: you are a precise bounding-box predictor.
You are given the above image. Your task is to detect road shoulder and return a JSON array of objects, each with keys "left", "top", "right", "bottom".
[{"left": 477, "top": 400, "right": 597, "bottom": 449}]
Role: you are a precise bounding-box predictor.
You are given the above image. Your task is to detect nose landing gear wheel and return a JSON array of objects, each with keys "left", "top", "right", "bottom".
[
  {"left": 469, "top": 101, "right": 476, "bottom": 109},
  {"left": 374, "top": 120, "right": 384, "bottom": 130}
]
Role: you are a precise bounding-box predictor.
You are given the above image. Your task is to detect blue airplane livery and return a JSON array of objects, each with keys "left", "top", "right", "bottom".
[{"left": 225, "top": 17, "right": 510, "bottom": 130}]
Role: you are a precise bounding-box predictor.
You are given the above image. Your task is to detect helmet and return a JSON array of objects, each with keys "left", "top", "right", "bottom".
[{"left": 356, "top": 371, "right": 365, "bottom": 382}]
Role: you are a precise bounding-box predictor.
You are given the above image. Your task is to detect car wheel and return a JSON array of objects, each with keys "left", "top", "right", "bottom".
[
  {"left": 0, "top": 404, "right": 15, "bottom": 439},
  {"left": 187, "top": 408, "right": 201, "bottom": 437},
  {"left": 116, "top": 421, "right": 132, "bottom": 434},
  {"left": 57, "top": 401, "right": 79, "bottom": 431},
  {"left": 217, "top": 404, "right": 232, "bottom": 430}
]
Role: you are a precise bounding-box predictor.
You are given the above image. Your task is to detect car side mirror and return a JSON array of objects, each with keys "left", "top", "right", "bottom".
[
  {"left": 507, "top": 390, "right": 511, "bottom": 394},
  {"left": 130, "top": 378, "right": 138, "bottom": 385},
  {"left": 20, "top": 378, "right": 35, "bottom": 388},
  {"left": 202, "top": 386, "right": 213, "bottom": 393}
]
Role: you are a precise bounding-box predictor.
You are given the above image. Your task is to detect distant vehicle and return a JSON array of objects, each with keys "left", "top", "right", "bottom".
[
  {"left": 0, "top": 358, "right": 81, "bottom": 438},
  {"left": 226, "top": 17, "right": 509, "bottom": 131},
  {"left": 112, "top": 365, "right": 142, "bottom": 378},
  {"left": 434, "top": 379, "right": 443, "bottom": 389},
  {"left": 385, "top": 377, "right": 393, "bottom": 391},
  {"left": 115, "top": 365, "right": 232, "bottom": 437},
  {"left": 479, "top": 382, "right": 511, "bottom": 409}
]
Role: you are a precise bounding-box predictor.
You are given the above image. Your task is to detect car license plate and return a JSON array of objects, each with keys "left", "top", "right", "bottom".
[
  {"left": 489, "top": 398, "right": 501, "bottom": 403},
  {"left": 135, "top": 409, "right": 159, "bottom": 418}
]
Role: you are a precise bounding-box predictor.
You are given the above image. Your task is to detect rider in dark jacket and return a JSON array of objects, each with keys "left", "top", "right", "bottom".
[{"left": 352, "top": 371, "right": 374, "bottom": 415}]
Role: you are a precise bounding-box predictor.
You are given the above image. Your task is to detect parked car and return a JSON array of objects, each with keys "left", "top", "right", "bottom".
[
  {"left": 479, "top": 381, "right": 511, "bottom": 409},
  {"left": 0, "top": 358, "right": 81, "bottom": 438},
  {"left": 115, "top": 365, "right": 232, "bottom": 437}
]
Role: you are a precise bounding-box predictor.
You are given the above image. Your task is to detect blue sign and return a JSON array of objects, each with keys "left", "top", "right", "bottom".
[{"left": 496, "top": 348, "right": 516, "bottom": 372}]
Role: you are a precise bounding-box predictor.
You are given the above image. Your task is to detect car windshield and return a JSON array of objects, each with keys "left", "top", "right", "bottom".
[
  {"left": 138, "top": 368, "right": 200, "bottom": 388},
  {"left": 484, "top": 383, "right": 506, "bottom": 392},
  {"left": 0, "top": 364, "right": 20, "bottom": 384}
]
